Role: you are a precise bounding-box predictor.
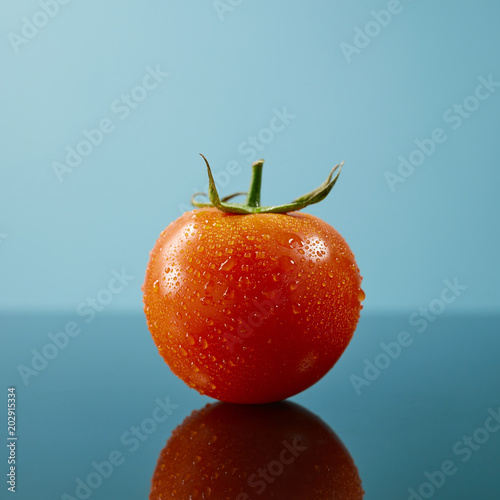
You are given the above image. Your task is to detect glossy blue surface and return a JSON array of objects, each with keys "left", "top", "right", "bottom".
[{"left": 2, "top": 313, "right": 499, "bottom": 499}]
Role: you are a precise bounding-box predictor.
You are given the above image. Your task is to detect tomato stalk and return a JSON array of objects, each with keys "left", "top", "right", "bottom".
[
  {"left": 245, "top": 160, "right": 264, "bottom": 208},
  {"left": 192, "top": 154, "right": 344, "bottom": 215}
]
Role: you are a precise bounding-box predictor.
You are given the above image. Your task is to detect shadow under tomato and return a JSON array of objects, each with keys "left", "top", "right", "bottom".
[{"left": 150, "top": 401, "right": 364, "bottom": 499}]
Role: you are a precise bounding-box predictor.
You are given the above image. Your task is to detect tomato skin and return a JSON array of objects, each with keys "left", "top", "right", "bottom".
[
  {"left": 150, "top": 401, "right": 364, "bottom": 499},
  {"left": 143, "top": 207, "right": 363, "bottom": 404}
]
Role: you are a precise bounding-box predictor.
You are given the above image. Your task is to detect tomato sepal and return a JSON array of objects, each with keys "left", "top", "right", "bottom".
[{"left": 191, "top": 154, "right": 343, "bottom": 215}]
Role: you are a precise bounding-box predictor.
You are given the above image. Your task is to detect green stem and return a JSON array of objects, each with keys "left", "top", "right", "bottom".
[
  {"left": 245, "top": 160, "right": 264, "bottom": 207},
  {"left": 191, "top": 155, "right": 344, "bottom": 215}
]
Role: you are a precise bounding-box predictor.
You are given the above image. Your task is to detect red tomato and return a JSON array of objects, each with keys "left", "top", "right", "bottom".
[
  {"left": 150, "top": 401, "right": 364, "bottom": 499},
  {"left": 143, "top": 157, "right": 364, "bottom": 403}
]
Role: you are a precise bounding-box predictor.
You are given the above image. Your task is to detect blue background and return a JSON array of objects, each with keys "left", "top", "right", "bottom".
[
  {"left": 1, "top": 0, "right": 499, "bottom": 314},
  {"left": 1, "top": 3, "right": 500, "bottom": 499}
]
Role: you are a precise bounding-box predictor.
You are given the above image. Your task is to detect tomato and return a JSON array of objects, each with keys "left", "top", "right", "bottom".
[
  {"left": 150, "top": 401, "right": 364, "bottom": 499},
  {"left": 143, "top": 157, "right": 363, "bottom": 403}
]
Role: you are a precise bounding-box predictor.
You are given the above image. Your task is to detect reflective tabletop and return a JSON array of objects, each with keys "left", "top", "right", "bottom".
[{"left": 2, "top": 313, "right": 499, "bottom": 499}]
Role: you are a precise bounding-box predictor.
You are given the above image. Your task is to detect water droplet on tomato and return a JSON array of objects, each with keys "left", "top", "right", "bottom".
[
  {"left": 358, "top": 289, "right": 366, "bottom": 301},
  {"left": 292, "top": 304, "right": 301, "bottom": 314},
  {"left": 153, "top": 280, "right": 160, "bottom": 293},
  {"left": 180, "top": 347, "right": 188, "bottom": 356},
  {"left": 290, "top": 282, "right": 299, "bottom": 291},
  {"left": 276, "top": 232, "right": 303, "bottom": 249},
  {"left": 279, "top": 255, "right": 296, "bottom": 272},
  {"left": 200, "top": 338, "right": 208, "bottom": 349},
  {"left": 219, "top": 257, "right": 235, "bottom": 272},
  {"left": 223, "top": 287, "right": 235, "bottom": 300},
  {"left": 187, "top": 335, "right": 195, "bottom": 345},
  {"left": 201, "top": 296, "right": 213, "bottom": 306}
]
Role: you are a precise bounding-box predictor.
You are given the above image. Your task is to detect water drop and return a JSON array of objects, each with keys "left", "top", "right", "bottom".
[
  {"left": 279, "top": 255, "right": 296, "bottom": 272},
  {"left": 277, "top": 232, "right": 303, "bottom": 249},
  {"left": 292, "top": 304, "right": 301, "bottom": 314},
  {"left": 180, "top": 347, "right": 188, "bottom": 356},
  {"left": 219, "top": 258, "right": 235, "bottom": 272},
  {"left": 201, "top": 296, "right": 213, "bottom": 306},
  {"left": 290, "top": 282, "right": 299, "bottom": 291},
  {"left": 187, "top": 335, "right": 195, "bottom": 345},
  {"left": 223, "top": 287, "right": 235, "bottom": 300},
  {"left": 200, "top": 338, "right": 208, "bottom": 349},
  {"left": 153, "top": 280, "right": 160, "bottom": 293},
  {"left": 358, "top": 289, "right": 366, "bottom": 302}
]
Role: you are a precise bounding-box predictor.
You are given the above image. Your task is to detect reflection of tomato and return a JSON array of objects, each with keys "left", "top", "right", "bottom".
[
  {"left": 143, "top": 157, "right": 364, "bottom": 403},
  {"left": 150, "top": 401, "right": 364, "bottom": 499}
]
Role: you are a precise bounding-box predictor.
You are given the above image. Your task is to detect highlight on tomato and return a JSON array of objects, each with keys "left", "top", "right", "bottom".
[{"left": 143, "top": 155, "right": 364, "bottom": 403}]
